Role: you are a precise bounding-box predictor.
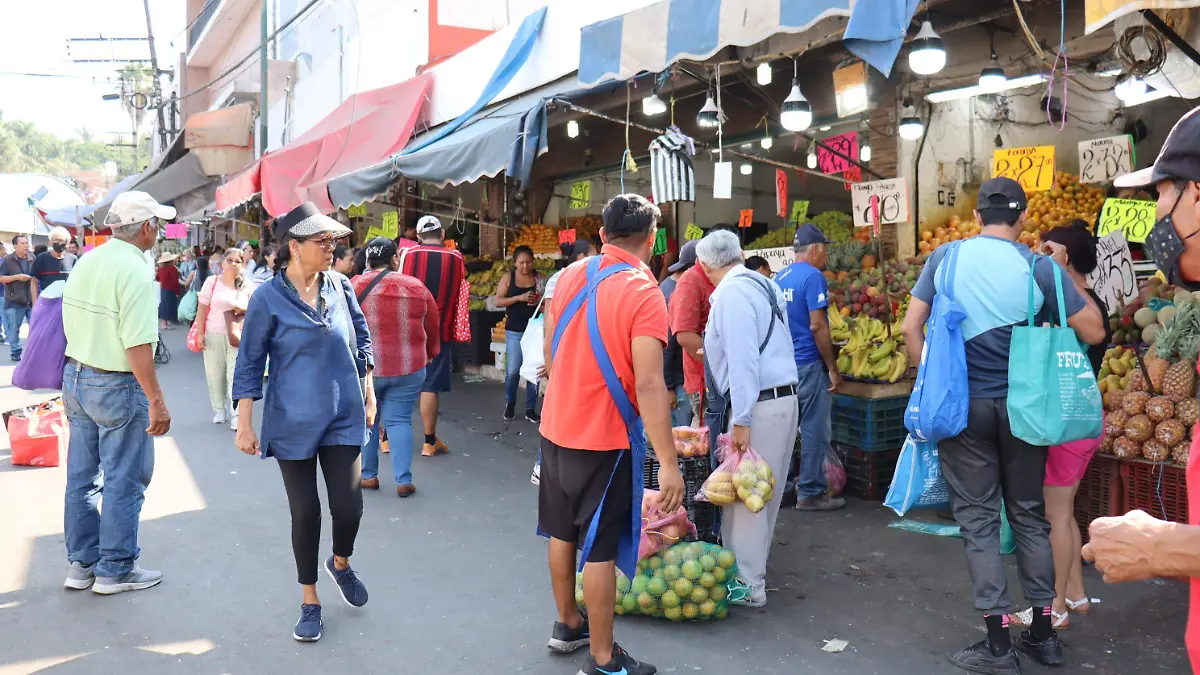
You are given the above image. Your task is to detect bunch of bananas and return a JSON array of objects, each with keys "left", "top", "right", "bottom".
[{"left": 833, "top": 312, "right": 908, "bottom": 383}]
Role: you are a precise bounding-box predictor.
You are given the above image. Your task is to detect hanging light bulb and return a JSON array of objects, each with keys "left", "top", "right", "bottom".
[
  {"left": 860, "top": 143, "right": 872, "bottom": 162},
  {"left": 806, "top": 144, "right": 818, "bottom": 169},
  {"left": 697, "top": 93, "right": 721, "bottom": 127},
  {"left": 979, "top": 34, "right": 1006, "bottom": 93},
  {"left": 1115, "top": 75, "right": 1148, "bottom": 102},
  {"left": 756, "top": 62, "right": 772, "bottom": 86},
  {"left": 780, "top": 59, "right": 811, "bottom": 132},
  {"left": 898, "top": 97, "right": 925, "bottom": 140},
  {"left": 642, "top": 88, "right": 667, "bottom": 116},
  {"left": 908, "top": 20, "right": 946, "bottom": 75},
  {"left": 740, "top": 162, "right": 753, "bottom": 175},
  {"left": 761, "top": 135, "right": 773, "bottom": 150},
  {"left": 567, "top": 120, "right": 579, "bottom": 138}
]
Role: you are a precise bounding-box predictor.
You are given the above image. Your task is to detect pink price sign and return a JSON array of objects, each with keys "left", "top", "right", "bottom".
[
  {"left": 165, "top": 222, "right": 188, "bottom": 239},
  {"left": 818, "top": 132, "right": 859, "bottom": 174}
]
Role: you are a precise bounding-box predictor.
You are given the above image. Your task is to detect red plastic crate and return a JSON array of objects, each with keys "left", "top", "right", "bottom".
[
  {"left": 1119, "top": 460, "right": 1188, "bottom": 524},
  {"left": 834, "top": 444, "right": 901, "bottom": 501},
  {"left": 1074, "top": 455, "right": 1123, "bottom": 543}
]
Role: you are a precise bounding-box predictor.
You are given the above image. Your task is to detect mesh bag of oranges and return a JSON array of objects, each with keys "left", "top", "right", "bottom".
[
  {"left": 694, "top": 434, "right": 776, "bottom": 513},
  {"left": 576, "top": 541, "right": 738, "bottom": 621}
]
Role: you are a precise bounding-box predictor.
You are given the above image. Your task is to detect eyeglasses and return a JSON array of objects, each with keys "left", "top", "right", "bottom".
[{"left": 303, "top": 236, "right": 339, "bottom": 250}]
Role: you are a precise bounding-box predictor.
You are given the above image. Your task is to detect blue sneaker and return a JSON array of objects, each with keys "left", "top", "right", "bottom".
[
  {"left": 293, "top": 604, "right": 322, "bottom": 642},
  {"left": 324, "top": 556, "right": 368, "bottom": 607}
]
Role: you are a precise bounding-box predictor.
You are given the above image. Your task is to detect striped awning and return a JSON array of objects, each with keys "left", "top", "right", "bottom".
[{"left": 578, "top": 0, "right": 921, "bottom": 86}]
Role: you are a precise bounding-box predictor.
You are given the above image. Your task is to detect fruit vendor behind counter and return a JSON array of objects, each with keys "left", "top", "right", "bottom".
[{"left": 1083, "top": 103, "right": 1200, "bottom": 675}]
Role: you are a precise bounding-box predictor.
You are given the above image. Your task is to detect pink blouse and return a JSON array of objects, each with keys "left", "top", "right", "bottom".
[{"left": 199, "top": 276, "right": 248, "bottom": 335}]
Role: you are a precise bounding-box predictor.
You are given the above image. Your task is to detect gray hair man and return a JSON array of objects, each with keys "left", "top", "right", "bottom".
[
  {"left": 61, "top": 191, "right": 173, "bottom": 595},
  {"left": 696, "top": 229, "right": 799, "bottom": 608},
  {"left": 29, "top": 225, "right": 77, "bottom": 304}
]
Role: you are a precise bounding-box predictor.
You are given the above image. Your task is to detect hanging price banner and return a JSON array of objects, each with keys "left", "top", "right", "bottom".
[
  {"left": 775, "top": 169, "right": 787, "bottom": 217},
  {"left": 1086, "top": 231, "right": 1137, "bottom": 314},
  {"left": 738, "top": 209, "right": 754, "bottom": 229},
  {"left": 1096, "top": 198, "right": 1156, "bottom": 243},
  {"left": 653, "top": 227, "right": 667, "bottom": 255},
  {"left": 992, "top": 145, "right": 1056, "bottom": 192},
  {"left": 1078, "top": 135, "right": 1134, "bottom": 184},
  {"left": 790, "top": 200, "right": 810, "bottom": 224},
  {"left": 850, "top": 179, "right": 909, "bottom": 228},
  {"left": 164, "top": 223, "right": 188, "bottom": 239},
  {"left": 380, "top": 211, "right": 399, "bottom": 239},
  {"left": 569, "top": 181, "right": 591, "bottom": 209},
  {"left": 366, "top": 227, "right": 387, "bottom": 242},
  {"left": 558, "top": 229, "right": 576, "bottom": 245},
  {"left": 685, "top": 223, "right": 704, "bottom": 240},
  {"left": 347, "top": 204, "right": 367, "bottom": 218},
  {"left": 842, "top": 166, "right": 862, "bottom": 190},
  {"left": 818, "top": 132, "right": 859, "bottom": 174}
]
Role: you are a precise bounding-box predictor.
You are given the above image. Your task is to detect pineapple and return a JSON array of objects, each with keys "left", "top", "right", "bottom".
[
  {"left": 1128, "top": 368, "right": 1147, "bottom": 392},
  {"left": 1143, "top": 439, "right": 1170, "bottom": 462},
  {"left": 1164, "top": 360, "right": 1197, "bottom": 399},
  {"left": 1106, "top": 410, "right": 1130, "bottom": 437},
  {"left": 1113, "top": 435, "right": 1141, "bottom": 459},
  {"left": 1154, "top": 297, "right": 1200, "bottom": 398},
  {"left": 1125, "top": 414, "right": 1154, "bottom": 442},
  {"left": 1156, "top": 419, "right": 1187, "bottom": 447},
  {"left": 1099, "top": 435, "right": 1115, "bottom": 454},
  {"left": 1123, "top": 391, "right": 1150, "bottom": 416},
  {"left": 1173, "top": 442, "right": 1191, "bottom": 465},
  {"left": 1176, "top": 398, "right": 1200, "bottom": 426},
  {"left": 1147, "top": 396, "right": 1175, "bottom": 421},
  {"left": 1145, "top": 354, "right": 1169, "bottom": 392},
  {"left": 1103, "top": 389, "right": 1125, "bottom": 412}
]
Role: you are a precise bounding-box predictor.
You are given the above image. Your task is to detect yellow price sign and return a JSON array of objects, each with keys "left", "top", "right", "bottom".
[
  {"left": 347, "top": 204, "right": 367, "bottom": 218},
  {"left": 992, "top": 145, "right": 1055, "bottom": 193},
  {"left": 1096, "top": 198, "right": 1156, "bottom": 243},
  {"left": 685, "top": 223, "right": 704, "bottom": 240},
  {"left": 790, "top": 200, "right": 810, "bottom": 224},
  {"left": 569, "top": 181, "right": 591, "bottom": 210},
  {"left": 380, "top": 211, "right": 399, "bottom": 239},
  {"left": 366, "top": 227, "right": 387, "bottom": 242}
]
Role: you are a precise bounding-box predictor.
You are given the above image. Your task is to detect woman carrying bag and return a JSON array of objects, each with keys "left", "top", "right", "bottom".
[{"left": 194, "top": 248, "right": 254, "bottom": 430}]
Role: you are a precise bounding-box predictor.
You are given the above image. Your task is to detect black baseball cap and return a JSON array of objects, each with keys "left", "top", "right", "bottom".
[
  {"left": 365, "top": 236, "right": 398, "bottom": 265},
  {"left": 977, "top": 177, "right": 1028, "bottom": 212},
  {"left": 792, "top": 222, "right": 828, "bottom": 248},
  {"left": 669, "top": 240, "right": 698, "bottom": 272},
  {"left": 1117, "top": 105, "right": 1200, "bottom": 188}
]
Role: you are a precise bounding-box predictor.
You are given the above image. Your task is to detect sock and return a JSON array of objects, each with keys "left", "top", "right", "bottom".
[
  {"left": 425, "top": 434, "right": 436, "bottom": 445},
  {"left": 984, "top": 614, "right": 1012, "bottom": 655},
  {"left": 1031, "top": 606, "right": 1053, "bottom": 640}
]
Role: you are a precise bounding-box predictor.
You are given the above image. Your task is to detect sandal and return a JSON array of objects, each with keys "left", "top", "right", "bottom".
[
  {"left": 1066, "top": 597, "right": 1097, "bottom": 614},
  {"left": 1008, "top": 607, "right": 1070, "bottom": 630}
]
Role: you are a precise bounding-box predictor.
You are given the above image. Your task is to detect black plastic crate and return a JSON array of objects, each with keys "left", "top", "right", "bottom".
[
  {"left": 835, "top": 444, "right": 901, "bottom": 501},
  {"left": 831, "top": 394, "right": 908, "bottom": 453},
  {"left": 644, "top": 455, "right": 717, "bottom": 543}
]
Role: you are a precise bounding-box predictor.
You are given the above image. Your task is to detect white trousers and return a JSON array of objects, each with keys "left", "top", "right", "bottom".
[{"left": 203, "top": 333, "right": 237, "bottom": 414}]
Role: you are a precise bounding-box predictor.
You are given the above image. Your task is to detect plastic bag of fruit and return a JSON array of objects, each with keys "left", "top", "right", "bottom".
[
  {"left": 695, "top": 434, "right": 775, "bottom": 513},
  {"left": 672, "top": 426, "right": 710, "bottom": 457},
  {"left": 639, "top": 490, "right": 697, "bottom": 560},
  {"left": 576, "top": 541, "right": 738, "bottom": 621}
]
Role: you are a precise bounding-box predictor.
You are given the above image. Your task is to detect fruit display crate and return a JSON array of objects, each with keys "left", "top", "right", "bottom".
[
  {"left": 1074, "top": 455, "right": 1122, "bottom": 543},
  {"left": 831, "top": 394, "right": 908, "bottom": 453},
  {"left": 644, "top": 455, "right": 717, "bottom": 543},
  {"left": 834, "top": 444, "right": 901, "bottom": 501},
  {"left": 1119, "top": 459, "right": 1188, "bottom": 524}
]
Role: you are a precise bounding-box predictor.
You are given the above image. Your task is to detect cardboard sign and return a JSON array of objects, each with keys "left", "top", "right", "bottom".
[
  {"left": 742, "top": 246, "right": 793, "bottom": 273},
  {"left": 790, "top": 200, "right": 810, "bottom": 225},
  {"left": 992, "top": 145, "right": 1056, "bottom": 192},
  {"left": 653, "top": 227, "right": 667, "bottom": 255},
  {"left": 850, "top": 178, "right": 909, "bottom": 228},
  {"left": 164, "top": 223, "right": 188, "bottom": 239},
  {"left": 366, "top": 226, "right": 387, "bottom": 242},
  {"left": 685, "top": 223, "right": 704, "bottom": 240},
  {"left": 1096, "top": 198, "right": 1156, "bottom": 243},
  {"left": 569, "top": 181, "right": 591, "bottom": 209},
  {"left": 818, "top": 132, "right": 858, "bottom": 174},
  {"left": 713, "top": 162, "right": 732, "bottom": 199},
  {"left": 558, "top": 229, "right": 576, "bottom": 245},
  {"left": 347, "top": 204, "right": 367, "bottom": 218},
  {"left": 1079, "top": 135, "right": 1135, "bottom": 184},
  {"left": 380, "top": 211, "right": 399, "bottom": 239},
  {"left": 775, "top": 169, "right": 787, "bottom": 218},
  {"left": 1087, "top": 231, "right": 1137, "bottom": 313},
  {"left": 738, "top": 209, "right": 754, "bottom": 229}
]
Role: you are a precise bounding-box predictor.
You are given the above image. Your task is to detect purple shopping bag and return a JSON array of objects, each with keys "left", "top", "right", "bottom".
[{"left": 13, "top": 296, "right": 67, "bottom": 391}]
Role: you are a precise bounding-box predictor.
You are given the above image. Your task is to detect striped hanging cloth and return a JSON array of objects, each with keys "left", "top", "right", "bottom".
[{"left": 649, "top": 126, "right": 696, "bottom": 204}]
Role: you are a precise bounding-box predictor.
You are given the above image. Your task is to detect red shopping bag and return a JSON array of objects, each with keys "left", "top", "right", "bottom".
[
  {"left": 187, "top": 322, "right": 203, "bottom": 353},
  {"left": 8, "top": 401, "right": 68, "bottom": 467},
  {"left": 453, "top": 278, "right": 471, "bottom": 343}
]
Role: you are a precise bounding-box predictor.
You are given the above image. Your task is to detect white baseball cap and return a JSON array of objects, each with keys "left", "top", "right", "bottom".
[
  {"left": 416, "top": 215, "right": 443, "bottom": 234},
  {"left": 106, "top": 191, "right": 177, "bottom": 226}
]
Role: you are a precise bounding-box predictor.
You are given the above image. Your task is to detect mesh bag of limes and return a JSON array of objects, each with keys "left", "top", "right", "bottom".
[{"left": 576, "top": 541, "right": 738, "bottom": 621}]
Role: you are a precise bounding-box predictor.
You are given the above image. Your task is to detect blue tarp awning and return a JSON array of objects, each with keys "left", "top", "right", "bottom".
[
  {"left": 578, "top": 0, "right": 919, "bottom": 86},
  {"left": 328, "top": 78, "right": 579, "bottom": 208}
]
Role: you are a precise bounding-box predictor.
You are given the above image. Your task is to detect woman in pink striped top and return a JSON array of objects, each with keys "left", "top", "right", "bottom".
[{"left": 351, "top": 237, "right": 440, "bottom": 497}]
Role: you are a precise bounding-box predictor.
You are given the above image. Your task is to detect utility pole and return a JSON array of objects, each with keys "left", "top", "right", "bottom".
[
  {"left": 259, "top": 0, "right": 269, "bottom": 156},
  {"left": 141, "top": 0, "right": 169, "bottom": 153}
]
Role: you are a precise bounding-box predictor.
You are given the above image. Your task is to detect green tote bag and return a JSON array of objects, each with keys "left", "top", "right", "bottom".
[{"left": 1007, "top": 257, "right": 1103, "bottom": 446}]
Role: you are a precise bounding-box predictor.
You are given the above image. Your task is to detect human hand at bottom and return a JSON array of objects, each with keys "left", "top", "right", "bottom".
[
  {"left": 656, "top": 463, "right": 684, "bottom": 514},
  {"left": 236, "top": 424, "right": 260, "bottom": 456},
  {"left": 731, "top": 424, "right": 751, "bottom": 455},
  {"left": 1082, "top": 509, "right": 1172, "bottom": 584}
]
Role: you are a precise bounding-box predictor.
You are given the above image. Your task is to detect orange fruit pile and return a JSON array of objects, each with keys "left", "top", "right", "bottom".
[
  {"left": 507, "top": 224, "right": 561, "bottom": 255},
  {"left": 918, "top": 215, "right": 982, "bottom": 253},
  {"left": 1024, "top": 172, "right": 1106, "bottom": 233}
]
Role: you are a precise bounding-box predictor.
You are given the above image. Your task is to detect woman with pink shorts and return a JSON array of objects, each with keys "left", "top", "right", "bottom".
[{"left": 1012, "top": 222, "right": 1110, "bottom": 630}]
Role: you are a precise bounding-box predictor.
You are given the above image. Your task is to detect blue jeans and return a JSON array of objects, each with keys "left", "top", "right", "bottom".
[
  {"left": 504, "top": 330, "right": 538, "bottom": 410},
  {"left": 362, "top": 369, "right": 425, "bottom": 485},
  {"left": 670, "top": 385, "right": 692, "bottom": 427},
  {"left": 62, "top": 361, "right": 155, "bottom": 578},
  {"left": 795, "top": 360, "right": 833, "bottom": 499},
  {"left": 5, "top": 305, "right": 31, "bottom": 357}
]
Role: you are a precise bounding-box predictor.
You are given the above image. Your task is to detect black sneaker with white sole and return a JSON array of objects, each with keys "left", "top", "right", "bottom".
[
  {"left": 525, "top": 409, "right": 541, "bottom": 423},
  {"left": 578, "top": 643, "right": 656, "bottom": 675},
  {"left": 547, "top": 615, "right": 589, "bottom": 654},
  {"left": 1017, "top": 629, "right": 1064, "bottom": 666},
  {"left": 504, "top": 402, "right": 516, "bottom": 420}
]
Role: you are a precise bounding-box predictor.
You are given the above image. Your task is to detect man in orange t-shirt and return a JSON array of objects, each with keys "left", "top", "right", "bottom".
[{"left": 538, "top": 194, "right": 683, "bottom": 675}]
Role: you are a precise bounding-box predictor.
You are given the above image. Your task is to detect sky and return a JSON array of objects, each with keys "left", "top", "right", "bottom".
[{"left": 0, "top": 0, "right": 184, "bottom": 142}]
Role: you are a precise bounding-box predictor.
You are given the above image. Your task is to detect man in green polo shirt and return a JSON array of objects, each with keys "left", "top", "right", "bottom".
[{"left": 61, "top": 190, "right": 173, "bottom": 596}]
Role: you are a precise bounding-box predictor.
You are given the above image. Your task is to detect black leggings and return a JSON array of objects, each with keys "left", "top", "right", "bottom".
[{"left": 277, "top": 445, "right": 363, "bottom": 585}]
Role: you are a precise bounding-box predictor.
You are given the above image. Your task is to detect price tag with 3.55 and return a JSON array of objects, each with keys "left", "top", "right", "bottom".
[{"left": 1086, "top": 231, "right": 1137, "bottom": 313}]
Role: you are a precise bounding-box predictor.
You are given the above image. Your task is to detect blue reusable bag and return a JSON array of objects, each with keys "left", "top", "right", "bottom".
[
  {"left": 905, "top": 242, "right": 969, "bottom": 442},
  {"left": 1007, "top": 256, "right": 1103, "bottom": 446},
  {"left": 885, "top": 434, "right": 949, "bottom": 516}
]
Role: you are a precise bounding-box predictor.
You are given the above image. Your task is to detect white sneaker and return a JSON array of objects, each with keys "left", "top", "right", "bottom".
[
  {"left": 212, "top": 411, "right": 227, "bottom": 424},
  {"left": 230, "top": 415, "right": 238, "bottom": 432}
]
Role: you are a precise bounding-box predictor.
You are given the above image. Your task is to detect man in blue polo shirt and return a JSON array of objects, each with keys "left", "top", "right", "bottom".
[
  {"left": 902, "top": 177, "right": 1106, "bottom": 674},
  {"left": 774, "top": 223, "right": 844, "bottom": 512}
]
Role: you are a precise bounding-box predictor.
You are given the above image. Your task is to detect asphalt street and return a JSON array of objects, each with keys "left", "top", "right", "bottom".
[{"left": 0, "top": 328, "right": 1190, "bottom": 674}]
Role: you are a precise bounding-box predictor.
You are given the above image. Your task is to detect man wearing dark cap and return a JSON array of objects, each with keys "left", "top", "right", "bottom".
[
  {"left": 775, "top": 223, "right": 844, "bottom": 512},
  {"left": 661, "top": 240, "right": 696, "bottom": 427},
  {"left": 1084, "top": 105, "right": 1200, "bottom": 675},
  {"left": 539, "top": 194, "right": 683, "bottom": 675},
  {"left": 901, "top": 177, "right": 1106, "bottom": 673}
]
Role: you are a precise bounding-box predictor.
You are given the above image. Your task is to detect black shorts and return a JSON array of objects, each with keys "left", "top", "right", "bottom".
[
  {"left": 422, "top": 342, "right": 452, "bottom": 393},
  {"left": 538, "top": 437, "right": 632, "bottom": 564}
]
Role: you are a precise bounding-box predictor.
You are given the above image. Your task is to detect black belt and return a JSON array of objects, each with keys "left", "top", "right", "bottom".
[
  {"left": 67, "top": 358, "right": 118, "bottom": 374},
  {"left": 757, "top": 385, "right": 796, "bottom": 402}
]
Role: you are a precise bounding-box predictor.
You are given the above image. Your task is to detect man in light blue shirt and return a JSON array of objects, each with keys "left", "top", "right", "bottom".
[
  {"left": 775, "top": 223, "right": 844, "bottom": 511},
  {"left": 698, "top": 229, "right": 798, "bottom": 608}
]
